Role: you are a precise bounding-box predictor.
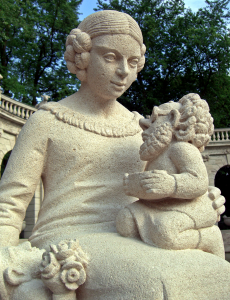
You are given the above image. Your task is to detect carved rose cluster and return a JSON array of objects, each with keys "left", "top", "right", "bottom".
[{"left": 40, "top": 239, "right": 88, "bottom": 293}]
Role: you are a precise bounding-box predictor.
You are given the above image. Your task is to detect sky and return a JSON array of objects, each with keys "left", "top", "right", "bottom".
[{"left": 79, "top": 0, "right": 208, "bottom": 20}]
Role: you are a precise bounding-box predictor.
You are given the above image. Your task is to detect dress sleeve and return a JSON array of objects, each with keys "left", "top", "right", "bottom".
[
  {"left": 0, "top": 110, "right": 49, "bottom": 232},
  {"left": 169, "top": 142, "right": 209, "bottom": 199}
]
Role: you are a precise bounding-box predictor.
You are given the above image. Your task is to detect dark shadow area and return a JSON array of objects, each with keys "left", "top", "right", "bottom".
[
  {"left": 0, "top": 150, "right": 12, "bottom": 178},
  {"left": 215, "top": 165, "right": 230, "bottom": 229}
]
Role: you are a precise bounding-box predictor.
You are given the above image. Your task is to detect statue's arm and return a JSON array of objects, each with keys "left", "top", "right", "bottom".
[
  {"left": 168, "top": 142, "right": 208, "bottom": 199},
  {"left": 0, "top": 110, "right": 48, "bottom": 246},
  {"left": 129, "top": 142, "right": 208, "bottom": 200}
]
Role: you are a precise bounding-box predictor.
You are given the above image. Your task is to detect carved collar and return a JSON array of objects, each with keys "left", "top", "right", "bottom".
[{"left": 39, "top": 102, "right": 142, "bottom": 137}]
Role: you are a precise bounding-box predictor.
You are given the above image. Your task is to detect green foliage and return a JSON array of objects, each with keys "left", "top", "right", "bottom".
[
  {"left": 1, "top": 0, "right": 230, "bottom": 127},
  {"left": 96, "top": 0, "right": 230, "bottom": 127},
  {"left": 0, "top": 0, "right": 82, "bottom": 105}
]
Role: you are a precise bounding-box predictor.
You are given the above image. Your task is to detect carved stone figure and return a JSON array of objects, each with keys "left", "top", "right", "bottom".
[
  {"left": 0, "top": 10, "right": 229, "bottom": 300},
  {"left": 116, "top": 94, "right": 225, "bottom": 258},
  {"left": 35, "top": 95, "right": 51, "bottom": 109}
]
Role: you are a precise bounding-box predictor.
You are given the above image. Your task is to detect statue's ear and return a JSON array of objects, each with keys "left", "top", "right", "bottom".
[
  {"left": 4, "top": 267, "right": 31, "bottom": 286},
  {"left": 139, "top": 118, "right": 151, "bottom": 130},
  {"left": 168, "top": 109, "right": 180, "bottom": 128}
]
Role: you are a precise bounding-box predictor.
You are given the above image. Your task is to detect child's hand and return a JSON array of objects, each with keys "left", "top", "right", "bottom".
[
  {"left": 140, "top": 170, "right": 176, "bottom": 199},
  {"left": 123, "top": 172, "right": 145, "bottom": 197},
  {"left": 208, "top": 186, "right": 225, "bottom": 222}
]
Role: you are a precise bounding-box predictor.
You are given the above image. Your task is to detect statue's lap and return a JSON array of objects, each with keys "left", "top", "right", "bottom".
[
  {"left": 77, "top": 233, "right": 230, "bottom": 300},
  {"left": 10, "top": 232, "right": 230, "bottom": 299}
]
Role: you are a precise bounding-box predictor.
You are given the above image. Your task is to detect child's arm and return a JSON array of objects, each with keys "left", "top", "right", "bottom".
[{"left": 140, "top": 142, "right": 208, "bottom": 200}]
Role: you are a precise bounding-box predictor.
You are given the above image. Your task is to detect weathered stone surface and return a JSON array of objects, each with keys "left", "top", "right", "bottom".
[
  {"left": 117, "top": 94, "right": 225, "bottom": 258},
  {"left": 0, "top": 10, "right": 229, "bottom": 300}
]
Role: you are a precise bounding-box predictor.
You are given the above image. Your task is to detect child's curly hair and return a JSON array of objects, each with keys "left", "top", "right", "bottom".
[{"left": 174, "top": 93, "right": 214, "bottom": 152}]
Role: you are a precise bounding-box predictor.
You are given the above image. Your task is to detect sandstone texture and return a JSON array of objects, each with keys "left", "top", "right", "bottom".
[{"left": 0, "top": 10, "right": 229, "bottom": 300}]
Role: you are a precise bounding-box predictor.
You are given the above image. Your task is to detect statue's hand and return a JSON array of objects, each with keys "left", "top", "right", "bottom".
[
  {"left": 123, "top": 172, "right": 144, "bottom": 197},
  {"left": 140, "top": 170, "right": 176, "bottom": 200},
  {"left": 208, "top": 186, "right": 225, "bottom": 222}
]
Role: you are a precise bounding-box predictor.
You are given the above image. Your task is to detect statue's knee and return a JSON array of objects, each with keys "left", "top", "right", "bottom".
[
  {"left": 152, "top": 221, "right": 178, "bottom": 249},
  {"left": 116, "top": 208, "right": 139, "bottom": 238}
]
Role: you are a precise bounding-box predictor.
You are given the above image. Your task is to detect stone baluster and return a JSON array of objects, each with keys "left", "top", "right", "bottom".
[
  {"left": 13, "top": 105, "right": 17, "bottom": 115},
  {"left": 1, "top": 99, "right": 5, "bottom": 109},
  {"left": 217, "top": 131, "right": 221, "bottom": 141},
  {"left": 1, "top": 94, "right": 37, "bottom": 119},
  {"left": 9, "top": 103, "right": 13, "bottom": 113},
  {"left": 5, "top": 101, "right": 9, "bottom": 111},
  {"left": 17, "top": 107, "right": 21, "bottom": 117},
  {"left": 21, "top": 108, "right": 25, "bottom": 119},
  {"left": 25, "top": 109, "right": 30, "bottom": 119}
]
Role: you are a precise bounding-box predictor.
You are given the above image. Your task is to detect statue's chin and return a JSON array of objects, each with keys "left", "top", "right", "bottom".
[{"left": 139, "top": 151, "right": 153, "bottom": 161}]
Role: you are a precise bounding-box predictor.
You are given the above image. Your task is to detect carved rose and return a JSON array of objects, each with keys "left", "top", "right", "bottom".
[
  {"left": 40, "top": 252, "right": 60, "bottom": 279},
  {"left": 50, "top": 239, "right": 88, "bottom": 267},
  {"left": 40, "top": 239, "right": 88, "bottom": 295},
  {"left": 60, "top": 261, "right": 86, "bottom": 290}
]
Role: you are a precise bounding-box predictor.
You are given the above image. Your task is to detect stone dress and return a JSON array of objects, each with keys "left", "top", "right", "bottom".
[{"left": 0, "top": 102, "right": 230, "bottom": 299}]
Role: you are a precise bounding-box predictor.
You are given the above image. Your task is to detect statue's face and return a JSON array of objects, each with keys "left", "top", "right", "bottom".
[
  {"left": 85, "top": 34, "right": 141, "bottom": 100},
  {"left": 140, "top": 102, "right": 181, "bottom": 141}
]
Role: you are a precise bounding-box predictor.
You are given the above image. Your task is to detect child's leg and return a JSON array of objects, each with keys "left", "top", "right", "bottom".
[
  {"left": 197, "top": 225, "right": 225, "bottom": 259},
  {"left": 152, "top": 211, "right": 200, "bottom": 250},
  {"left": 116, "top": 207, "right": 140, "bottom": 238}
]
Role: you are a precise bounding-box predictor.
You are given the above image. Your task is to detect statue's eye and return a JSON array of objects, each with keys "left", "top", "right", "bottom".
[
  {"left": 103, "top": 53, "right": 116, "bottom": 62},
  {"left": 129, "top": 58, "right": 139, "bottom": 68}
]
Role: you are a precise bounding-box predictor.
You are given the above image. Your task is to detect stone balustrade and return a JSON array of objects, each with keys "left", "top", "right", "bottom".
[
  {"left": 0, "top": 93, "right": 37, "bottom": 120},
  {"left": 211, "top": 128, "right": 230, "bottom": 143},
  {"left": 0, "top": 92, "right": 229, "bottom": 143}
]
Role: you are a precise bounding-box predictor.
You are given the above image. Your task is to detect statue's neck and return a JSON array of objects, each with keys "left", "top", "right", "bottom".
[{"left": 59, "top": 85, "right": 133, "bottom": 123}]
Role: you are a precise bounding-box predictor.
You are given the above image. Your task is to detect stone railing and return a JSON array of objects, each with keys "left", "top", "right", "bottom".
[
  {"left": 211, "top": 128, "right": 230, "bottom": 143},
  {"left": 0, "top": 93, "right": 37, "bottom": 120}
]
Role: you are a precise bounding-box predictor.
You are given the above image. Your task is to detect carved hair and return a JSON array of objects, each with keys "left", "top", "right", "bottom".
[
  {"left": 174, "top": 93, "right": 214, "bottom": 152},
  {"left": 64, "top": 10, "right": 146, "bottom": 81}
]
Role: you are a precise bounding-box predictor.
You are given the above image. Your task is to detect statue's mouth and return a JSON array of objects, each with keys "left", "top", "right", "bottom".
[{"left": 111, "top": 81, "right": 126, "bottom": 87}]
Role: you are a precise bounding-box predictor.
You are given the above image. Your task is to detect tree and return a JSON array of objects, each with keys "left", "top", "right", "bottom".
[
  {"left": 0, "top": 0, "right": 82, "bottom": 106},
  {"left": 96, "top": 0, "right": 230, "bottom": 127}
]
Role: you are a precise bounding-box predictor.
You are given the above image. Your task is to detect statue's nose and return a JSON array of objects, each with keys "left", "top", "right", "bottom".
[
  {"left": 116, "top": 59, "right": 129, "bottom": 78},
  {"left": 139, "top": 118, "right": 151, "bottom": 130}
]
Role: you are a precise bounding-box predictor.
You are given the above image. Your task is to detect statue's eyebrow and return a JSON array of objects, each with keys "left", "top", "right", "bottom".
[
  {"left": 93, "top": 45, "right": 141, "bottom": 58},
  {"left": 93, "top": 45, "right": 120, "bottom": 54}
]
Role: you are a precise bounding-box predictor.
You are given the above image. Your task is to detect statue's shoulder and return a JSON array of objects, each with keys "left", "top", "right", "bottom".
[
  {"left": 23, "top": 103, "right": 57, "bottom": 133},
  {"left": 38, "top": 101, "right": 60, "bottom": 115},
  {"left": 31, "top": 102, "right": 59, "bottom": 121},
  {"left": 170, "top": 141, "right": 201, "bottom": 160}
]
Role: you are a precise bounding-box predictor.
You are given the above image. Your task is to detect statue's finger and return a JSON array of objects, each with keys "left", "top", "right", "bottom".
[
  {"left": 208, "top": 186, "right": 221, "bottom": 200},
  {"left": 152, "top": 170, "right": 168, "bottom": 174},
  {"left": 217, "top": 205, "right": 225, "bottom": 216},
  {"left": 212, "top": 195, "right": 225, "bottom": 209},
  {"left": 141, "top": 178, "right": 156, "bottom": 185},
  {"left": 140, "top": 173, "right": 156, "bottom": 180},
  {"left": 142, "top": 183, "right": 155, "bottom": 190},
  {"left": 146, "top": 188, "right": 156, "bottom": 194}
]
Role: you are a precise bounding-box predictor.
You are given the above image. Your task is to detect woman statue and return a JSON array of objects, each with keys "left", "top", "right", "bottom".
[{"left": 0, "top": 10, "right": 229, "bottom": 300}]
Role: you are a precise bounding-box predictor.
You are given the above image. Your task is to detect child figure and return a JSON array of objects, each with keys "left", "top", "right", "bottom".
[{"left": 116, "top": 93, "right": 225, "bottom": 258}]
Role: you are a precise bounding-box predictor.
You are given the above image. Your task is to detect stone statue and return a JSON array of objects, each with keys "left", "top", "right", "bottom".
[
  {"left": 35, "top": 95, "right": 51, "bottom": 109},
  {"left": 0, "top": 10, "right": 229, "bottom": 300},
  {"left": 116, "top": 94, "right": 225, "bottom": 258}
]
